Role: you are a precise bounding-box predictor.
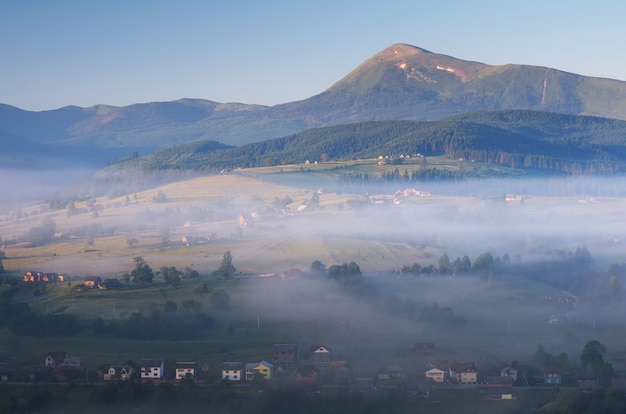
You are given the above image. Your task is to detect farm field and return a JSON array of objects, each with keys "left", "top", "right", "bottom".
[{"left": 1, "top": 163, "right": 626, "bottom": 391}]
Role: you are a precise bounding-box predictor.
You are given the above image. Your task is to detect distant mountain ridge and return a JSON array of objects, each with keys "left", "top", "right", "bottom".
[{"left": 3, "top": 43, "right": 626, "bottom": 168}]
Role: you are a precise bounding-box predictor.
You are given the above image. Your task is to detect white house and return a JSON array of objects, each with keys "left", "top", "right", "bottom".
[
  {"left": 310, "top": 345, "right": 332, "bottom": 364},
  {"left": 44, "top": 352, "right": 70, "bottom": 368},
  {"left": 425, "top": 368, "right": 446, "bottom": 383},
  {"left": 140, "top": 358, "right": 164, "bottom": 380},
  {"left": 222, "top": 362, "right": 244, "bottom": 381},
  {"left": 175, "top": 362, "right": 197, "bottom": 380},
  {"left": 104, "top": 365, "right": 133, "bottom": 381}
]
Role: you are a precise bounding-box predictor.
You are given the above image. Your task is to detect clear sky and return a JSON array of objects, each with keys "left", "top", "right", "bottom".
[{"left": 2, "top": 0, "right": 625, "bottom": 111}]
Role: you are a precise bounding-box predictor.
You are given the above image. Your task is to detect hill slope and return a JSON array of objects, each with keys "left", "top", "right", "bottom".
[
  {"left": 111, "top": 110, "right": 626, "bottom": 176},
  {"left": 3, "top": 43, "right": 626, "bottom": 167}
]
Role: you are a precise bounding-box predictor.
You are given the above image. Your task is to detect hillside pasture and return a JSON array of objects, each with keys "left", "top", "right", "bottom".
[{"left": 2, "top": 166, "right": 626, "bottom": 379}]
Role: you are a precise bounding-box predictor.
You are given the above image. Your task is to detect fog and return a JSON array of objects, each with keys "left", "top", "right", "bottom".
[
  {"left": 0, "top": 167, "right": 98, "bottom": 206},
  {"left": 2, "top": 170, "right": 626, "bottom": 380}
]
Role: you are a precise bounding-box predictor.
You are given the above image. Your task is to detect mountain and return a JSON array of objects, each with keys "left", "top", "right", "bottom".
[
  {"left": 3, "top": 43, "right": 626, "bottom": 167},
  {"left": 288, "top": 43, "right": 626, "bottom": 122},
  {"left": 112, "top": 110, "right": 626, "bottom": 176}
]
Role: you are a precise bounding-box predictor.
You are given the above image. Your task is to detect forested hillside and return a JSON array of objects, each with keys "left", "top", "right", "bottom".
[{"left": 113, "top": 110, "right": 626, "bottom": 175}]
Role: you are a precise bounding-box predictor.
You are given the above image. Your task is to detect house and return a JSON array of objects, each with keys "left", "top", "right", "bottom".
[
  {"left": 221, "top": 362, "right": 244, "bottom": 381},
  {"left": 23, "top": 271, "right": 37, "bottom": 282},
  {"left": 24, "top": 271, "right": 47, "bottom": 282},
  {"left": 543, "top": 369, "right": 561, "bottom": 385},
  {"left": 273, "top": 343, "right": 298, "bottom": 363},
  {"left": 500, "top": 366, "right": 518, "bottom": 382},
  {"left": 45, "top": 273, "right": 60, "bottom": 282},
  {"left": 505, "top": 194, "right": 523, "bottom": 202},
  {"left": 274, "top": 364, "right": 288, "bottom": 378},
  {"left": 103, "top": 364, "right": 133, "bottom": 381},
  {"left": 182, "top": 235, "right": 194, "bottom": 246},
  {"left": 182, "top": 235, "right": 210, "bottom": 246},
  {"left": 175, "top": 362, "right": 197, "bottom": 380},
  {"left": 449, "top": 362, "right": 478, "bottom": 385},
  {"left": 413, "top": 342, "right": 436, "bottom": 353},
  {"left": 295, "top": 365, "right": 320, "bottom": 384},
  {"left": 487, "top": 376, "right": 513, "bottom": 387},
  {"left": 425, "top": 368, "right": 446, "bottom": 383},
  {"left": 378, "top": 366, "right": 407, "bottom": 382},
  {"left": 310, "top": 345, "right": 331, "bottom": 364},
  {"left": 486, "top": 377, "right": 514, "bottom": 400},
  {"left": 83, "top": 276, "right": 101, "bottom": 287},
  {"left": 140, "top": 358, "right": 165, "bottom": 380},
  {"left": 99, "top": 278, "right": 121, "bottom": 289},
  {"left": 246, "top": 361, "right": 274, "bottom": 380},
  {"left": 45, "top": 352, "right": 70, "bottom": 368}
]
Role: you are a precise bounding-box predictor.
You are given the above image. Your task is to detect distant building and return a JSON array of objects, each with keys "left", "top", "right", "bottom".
[
  {"left": 310, "top": 345, "right": 331, "bottom": 364},
  {"left": 140, "top": 358, "right": 164, "bottom": 380},
  {"left": 175, "top": 362, "right": 197, "bottom": 380},
  {"left": 44, "top": 352, "right": 70, "bottom": 368},
  {"left": 104, "top": 365, "right": 133, "bottom": 381},
  {"left": 273, "top": 343, "right": 298, "bottom": 363},
  {"left": 222, "top": 362, "right": 244, "bottom": 381},
  {"left": 246, "top": 361, "right": 274, "bottom": 380},
  {"left": 425, "top": 368, "right": 446, "bottom": 383}
]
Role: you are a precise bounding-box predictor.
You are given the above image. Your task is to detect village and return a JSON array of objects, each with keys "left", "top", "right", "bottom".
[{"left": 3, "top": 340, "right": 624, "bottom": 403}]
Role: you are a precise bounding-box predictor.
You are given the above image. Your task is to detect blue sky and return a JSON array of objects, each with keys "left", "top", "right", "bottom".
[{"left": 2, "top": 0, "right": 625, "bottom": 111}]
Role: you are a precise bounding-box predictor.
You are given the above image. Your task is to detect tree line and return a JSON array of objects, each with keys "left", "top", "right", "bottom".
[{"left": 307, "top": 259, "right": 465, "bottom": 325}]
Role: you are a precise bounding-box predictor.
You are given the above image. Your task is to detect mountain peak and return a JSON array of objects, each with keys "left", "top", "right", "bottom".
[{"left": 372, "top": 43, "right": 432, "bottom": 62}]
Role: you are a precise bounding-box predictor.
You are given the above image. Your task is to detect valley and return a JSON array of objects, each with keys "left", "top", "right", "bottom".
[
  {"left": 1, "top": 162, "right": 626, "bottom": 413},
  {"left": 3, "top": 39, "right": 626, "bottom": 412}
]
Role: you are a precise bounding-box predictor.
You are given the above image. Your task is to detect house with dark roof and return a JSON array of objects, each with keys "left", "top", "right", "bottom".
[
  {"left": 543, "top": 369, "right": 561, "bottom": 385},
  {"left": 449, "top": 362, "right": 478, "bottom": 385},
  {"left": 487, "top": 376, "right": 513, "bottom": 387},
  {"left": 176, "top": 362, "right": 197, "bottom": 380},
  {"left": 296, "top": 365, "right": 320, "bottom": 384},
  {"left": 140, "top": 358, "right": 164, "bottom": 380},
  {"left": 84, "top": 276, "right": 101, "bottom": 287},
  {"left": 222, "top": 362, "right": 244, "bottom": 381},
  {"left": 44, "top": 352, "right": 70, "bottom": 368},
  {"left": 378, "top": 366, "right": 407, "bottom": 382},
  {"left": 310, "top": 345, "right": 331, "bottom": 364},
  {"left": 103, "top": 364, "right": 134, "bottom": 381},
  {"left": 273, "top": 343, "right": 298, "bottom": 363},
  {"left": 500, "top": 366, "right": 518, "bottom": 382}
]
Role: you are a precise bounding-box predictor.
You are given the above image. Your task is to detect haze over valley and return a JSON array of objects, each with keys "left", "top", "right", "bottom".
[{"left": 2, "top": 43, "right": 626, "bottom": 413}]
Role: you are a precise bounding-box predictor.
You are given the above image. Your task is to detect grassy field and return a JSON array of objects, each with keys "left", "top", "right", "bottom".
[{"left": 2, "top": 161, "right": 626, "bottom": 383}]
